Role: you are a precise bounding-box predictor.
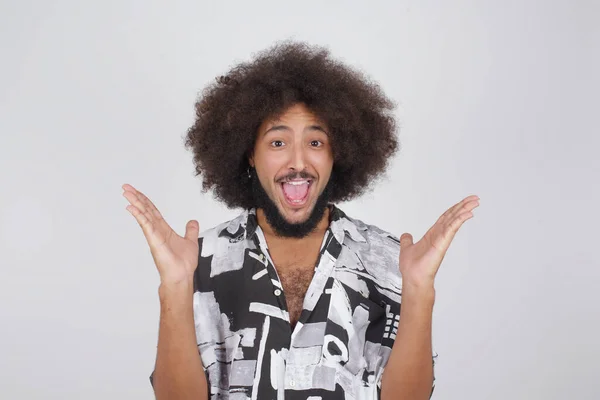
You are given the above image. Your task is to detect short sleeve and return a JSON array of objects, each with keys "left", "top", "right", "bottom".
[{"left": 430, "top": 348, "right": 438, "bottom": 398}]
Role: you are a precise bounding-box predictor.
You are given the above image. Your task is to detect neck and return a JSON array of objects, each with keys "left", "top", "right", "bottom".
[{"left": 256, "top": 206, "right": 331, "bottom": 241}]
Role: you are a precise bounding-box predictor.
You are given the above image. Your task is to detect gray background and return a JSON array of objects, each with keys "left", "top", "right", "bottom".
[{"left": 1, "top": 0, "right": 598, "bottom": 399}]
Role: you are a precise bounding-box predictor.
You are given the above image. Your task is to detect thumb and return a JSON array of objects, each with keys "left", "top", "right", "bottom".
[
  {"left": 184, "top": 220, "right": 199, "bottom": 241},
  {"left": 399, "top": 233, "right": 413, "bottom": 248}
]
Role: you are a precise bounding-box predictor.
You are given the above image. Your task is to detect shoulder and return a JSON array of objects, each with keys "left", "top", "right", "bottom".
[
  {"left": 192, "top": 210, "right": 252, "bottom": 290},
  {"left": 197, "top": 210, "right": 251, "bottom": 257},
  {"left": 344, "top": 213, "right": 401, "bottom": 248},
  {"left": 334, "top": 209, "right": 402, "bottom": 298},
  {"left": 335, "top": 209, "right": 401, "bottom": 260}
]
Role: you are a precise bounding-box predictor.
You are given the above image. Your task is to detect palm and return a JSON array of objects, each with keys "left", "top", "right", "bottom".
[
  {"left": 399, "top": 195, "right": 480, "bottom": 288},
  {"left": 122, "top": 184, "right": 199, "bottom": 284},
  {"left": 150, "top": 220, "right": 199, "bottom": 280},
  {"left": 399, "top": 234, "right": 445, "bottom": 285}
]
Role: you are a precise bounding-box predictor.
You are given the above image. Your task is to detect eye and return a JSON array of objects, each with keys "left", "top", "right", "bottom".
[
  {"left": 310, "top": 140, "right": 323, "bottom": 147},
  {"left": 271, "top": 140, "right": 284, "bottom": 148}
]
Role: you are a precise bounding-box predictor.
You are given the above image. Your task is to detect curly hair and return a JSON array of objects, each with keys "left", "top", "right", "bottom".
[{"left": 184, "top": 40, "right": 399, "bottom": 209}]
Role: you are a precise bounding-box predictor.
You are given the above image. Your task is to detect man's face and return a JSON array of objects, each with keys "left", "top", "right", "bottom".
[{"left": 250, "top": 103, "right": 334, "bottom": 235}]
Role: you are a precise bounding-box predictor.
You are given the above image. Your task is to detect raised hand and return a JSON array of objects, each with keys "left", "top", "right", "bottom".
[
  {"left": 398, "top": 195, "right": 480, "bottom": 290},
  {"left": 122, "top": 183, "right": 200, "bottom": 286}
]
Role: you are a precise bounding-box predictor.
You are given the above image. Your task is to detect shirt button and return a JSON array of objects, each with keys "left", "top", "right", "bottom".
[
  {"left": 289, "top": 379, "right": 295, "bottom": 387},
  {"left": 274, "top": 289, "right": 282, "bottom": 296}
]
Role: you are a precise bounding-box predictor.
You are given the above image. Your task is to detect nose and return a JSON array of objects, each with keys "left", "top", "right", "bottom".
[{"left": 288, "top": 142, "right": 306, "bottom": 173}]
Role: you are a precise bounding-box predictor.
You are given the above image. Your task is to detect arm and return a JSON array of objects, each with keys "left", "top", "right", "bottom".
[
  {"left": 152, "top": 279, "right": 208, "bottom": 400},
  {"left": 380, "top": 284, "right": 435, "bottom": 400},
  {"left": 381, "top": 194, "right": 480, "bottom": 399},
  {"left": 121, "top": 183, "right": 209, "bottom": 399}
]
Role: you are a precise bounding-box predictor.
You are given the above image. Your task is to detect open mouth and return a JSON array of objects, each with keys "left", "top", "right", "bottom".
[{"left": 280, "top": 179, "right": 313, "bottom": 207}]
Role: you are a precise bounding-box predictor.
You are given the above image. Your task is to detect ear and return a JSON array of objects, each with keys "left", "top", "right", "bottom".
[{"left": 248, "top": 151, "right": 255, "bottom": 168}]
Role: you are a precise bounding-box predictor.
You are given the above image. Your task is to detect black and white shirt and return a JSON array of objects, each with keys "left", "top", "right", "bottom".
[{"left": 151, "top": 205, "right": 437, "bottom": 399}]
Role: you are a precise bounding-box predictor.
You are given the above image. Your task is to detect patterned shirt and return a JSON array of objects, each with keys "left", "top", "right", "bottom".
[{"left": 151, "top": 205, "right": 437, "bottom": 399}]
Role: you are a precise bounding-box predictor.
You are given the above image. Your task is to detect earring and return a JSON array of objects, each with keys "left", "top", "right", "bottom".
[{"left": 247, "top": 167, "right": 252, "bottom": 179}]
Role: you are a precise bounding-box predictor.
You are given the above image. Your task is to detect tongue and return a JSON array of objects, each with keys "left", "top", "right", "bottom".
[{"left": 282, "top": 182, "right": 309, "bottom": 201}]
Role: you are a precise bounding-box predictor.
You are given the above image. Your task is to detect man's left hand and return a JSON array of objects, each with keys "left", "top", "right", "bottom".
[{"left": 398, "top": 195, "right": 480, "bottom": 290}]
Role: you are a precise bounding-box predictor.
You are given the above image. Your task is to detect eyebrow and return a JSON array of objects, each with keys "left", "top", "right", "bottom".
[{"left": 263, "top": 124, "right": 328, "bottom": 136}]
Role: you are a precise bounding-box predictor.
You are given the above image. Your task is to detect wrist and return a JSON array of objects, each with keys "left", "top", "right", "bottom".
[
  {"left": 158, "top": 278, "right": 194, "bottom": 301},
  {"left": 159, "top": 270, "right": 194, "bottom": 288},
  {"left": 402, "top": 281, "right": 436, "bottom": 305}
]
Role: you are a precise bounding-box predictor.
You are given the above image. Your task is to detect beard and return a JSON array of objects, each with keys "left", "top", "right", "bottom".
[{"left": 250, "top": 168, "right": 334, "bottom": 238}]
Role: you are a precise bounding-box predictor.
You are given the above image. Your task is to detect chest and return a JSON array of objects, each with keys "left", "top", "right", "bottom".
[
  {"left": 268, "top": 244, "right": 321, "bottom": 328},
  {"left": 277, "top": 266, "right": 314, "bottom": 324}
]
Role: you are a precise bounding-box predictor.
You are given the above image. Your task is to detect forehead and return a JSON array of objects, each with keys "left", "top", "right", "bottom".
[{"left": 259, "top": 103, "right": 327, "bottom": 129}]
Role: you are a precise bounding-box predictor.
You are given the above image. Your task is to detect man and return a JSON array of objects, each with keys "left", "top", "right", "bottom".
[{"left": 122, "top": 41, "right": 479, "bottom": 400}]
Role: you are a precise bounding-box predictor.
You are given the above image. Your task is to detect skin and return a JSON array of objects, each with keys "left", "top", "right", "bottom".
[
  {"left": 121, "top": 102, "right": 481, "bottom": 400},
  {"left": 380, "top": 194, "right": 480, "bottom": 400},
  {"left": 249, "top": 103, "right": 334, "bottom": 230},
  {"left": 122, "top": 183, "right": 204, "bottom": 400}
]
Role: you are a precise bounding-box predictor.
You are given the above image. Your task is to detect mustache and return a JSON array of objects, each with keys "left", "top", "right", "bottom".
[{"left": 276, "top": 171, "right": 315, "bottom": 183}]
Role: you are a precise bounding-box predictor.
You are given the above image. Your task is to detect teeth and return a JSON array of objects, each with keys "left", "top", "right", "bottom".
[{"left": 286, "top": 180, "right": 309, "bottom": 185}]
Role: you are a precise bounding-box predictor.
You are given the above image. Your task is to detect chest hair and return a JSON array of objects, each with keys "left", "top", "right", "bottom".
[
  {"left": 277, "top": 266, "right": 315, "bottom": 329},
  {"left": 265, "top": 230, "right": 325, "bottom": 329}
]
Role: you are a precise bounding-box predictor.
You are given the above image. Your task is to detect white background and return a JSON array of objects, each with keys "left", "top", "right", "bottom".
[{"left": 1, "top": 0, "right": 598, "bottom": 399}]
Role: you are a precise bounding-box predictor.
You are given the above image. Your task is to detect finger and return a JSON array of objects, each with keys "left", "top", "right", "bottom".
[
  {"left": 122, "top": 185, "right": 166, "bottom": 225},
  {"left": 442, "top": 210, "right": 475, "bottom": 244},
  {"left": 125, "top": 203, "right": 155, "bottom": 239},
  {"left": 123, "top": 190, "right": 155, "bottom": 224},
  {"left": 440, "top": 195, "right": 480, "bottom": 223},
  {"left": 185, "top": 220, "right": 200, "bottom": 241},
  {"left": 399, "top": 233, "right": 413, "bottom": 248},
  {"left": 123, "top": 184, "right": 176, "bottom": 246},
  {"left": 122, "top": 183, "right": 137, "bottom": 193},
  {"left": 449, "top": 198, "right": 479, "bottom": 221},
  {"left": 438, "top": 198, "right": 465, "bottom": 221},
  {"left": 134, "top": 189, "right": 166, "bottom": 222}
]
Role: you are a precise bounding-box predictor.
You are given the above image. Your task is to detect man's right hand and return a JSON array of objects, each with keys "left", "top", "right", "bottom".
[{"left": 122, "top": 183, "right": 199, "bottom": 286}]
